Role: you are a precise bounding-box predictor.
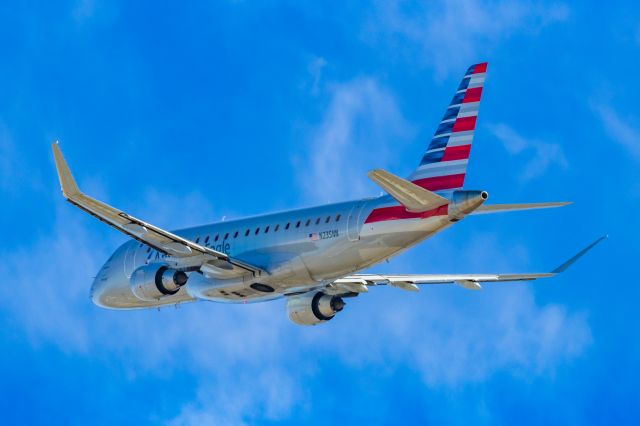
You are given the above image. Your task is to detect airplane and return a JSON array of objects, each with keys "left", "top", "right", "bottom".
[{"left": 52, "top": 62, "right": 605, "bottom": 325}]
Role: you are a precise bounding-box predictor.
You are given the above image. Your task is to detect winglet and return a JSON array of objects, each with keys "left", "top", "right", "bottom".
[
  {"left": 552, "top": 235, "right": 608, "bottom": 273},
  {"left": 52, "top": 142, "right": 81, "bottom": 198}
]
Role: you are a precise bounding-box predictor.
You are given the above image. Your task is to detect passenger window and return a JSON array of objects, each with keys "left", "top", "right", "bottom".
[
  {"left": 285, "top": 223, "right": 290, "bottom": 230},
  {"left": 305, "top": 219, "right": 310, "bottom": 227},
  {"left": 255, "top": 228, "right": 260, "bottom": 235},
  {"left": 274, "top": 224, "right": 280, "bottom": 232},
  {"left": 325, "top": 216, "right": 330, "bottom": 223},
  {"left": 315, "top": 218, "right": 320, "bottom": 225},
  {"left": 233, "top": 231, "right": 238, "bottom": 238},
  {"left": 245, "top": 229, "right": 250, "bottom": 237},
  {"left": 224, "top": 233, "right": 229, "bottom": 240},
  {"left": 204, "top": 236, "right": 210, "bottom": 244},
  {"left": 195, "top": 237, "right": 200, "bottom": 243},
  {"left": 214, "top": 234, "right": 219, "bottom": 242},
  {"left": 336, "top": 214, "right": 341, "bottom": 222},
  {"left": 295, "top": 221, "right": 301, "bottom": 228},
  {"left": 265, "top": 226, "right": 270, "bottom": 233}
]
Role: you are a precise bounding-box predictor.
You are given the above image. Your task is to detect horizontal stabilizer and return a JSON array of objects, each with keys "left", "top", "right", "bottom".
[
  {"left": 472, "top": 202, "right": 571, "bottom": 214},
  {"left": 368, "top": 169, "right": 448, "bottom": 212}
]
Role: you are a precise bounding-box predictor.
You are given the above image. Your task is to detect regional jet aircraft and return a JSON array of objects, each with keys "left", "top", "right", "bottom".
[{"left": 53, "top": 62, "right": 604, "bottom": 325}]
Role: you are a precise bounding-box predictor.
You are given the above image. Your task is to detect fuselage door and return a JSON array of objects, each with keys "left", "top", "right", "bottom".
[{"left": 347, "top": 200, "right": 367, "bottom": 242}]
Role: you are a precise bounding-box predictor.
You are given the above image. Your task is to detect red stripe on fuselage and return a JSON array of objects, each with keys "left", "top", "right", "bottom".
[
  {"left": 452, "top": 116, "right": 476, "bottom": 132},
  {"left": 462, "top": 87, "right": 482, "bottom": 103},
  {"left": 412, "top": 173, "right": 465, "bottom": 191},
  {"left": 442, "top": 144, "right": 471, "bottom": 161},
  {"left": 364, "top": 204, "right": 449, "bottom": 224}
]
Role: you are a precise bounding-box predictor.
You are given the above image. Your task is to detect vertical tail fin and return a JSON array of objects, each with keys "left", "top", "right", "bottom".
[{"left": 408, "top": 62, "right": 488, "bottom": 196}]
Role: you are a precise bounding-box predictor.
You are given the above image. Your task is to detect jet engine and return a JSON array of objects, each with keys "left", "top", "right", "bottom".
[
  {"left": 130, "top": 264, "right": 188, "bottom": 302},
  {"left": 286, "top": 291, "right": 345, "bottom": 326}
]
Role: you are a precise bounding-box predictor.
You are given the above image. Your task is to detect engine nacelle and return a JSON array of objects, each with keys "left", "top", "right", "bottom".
[
  {"left": 286, "top": 291, "right": 345, "bottom": 326},
  {"left": 130, "top": 264, "right": 188, "bottom": 302}
]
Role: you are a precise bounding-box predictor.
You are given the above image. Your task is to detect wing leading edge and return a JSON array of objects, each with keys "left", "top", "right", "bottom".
[
  {"left": 52, "top": 143, "right": 263, "bottom": 275},
  {"left": 335, "top": 236, "right": 607, "bottom": 292}
]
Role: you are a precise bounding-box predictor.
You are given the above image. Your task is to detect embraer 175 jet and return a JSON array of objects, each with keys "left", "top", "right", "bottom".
[{"left": 53, "top": 62, "right": 604, "bottom": 325}]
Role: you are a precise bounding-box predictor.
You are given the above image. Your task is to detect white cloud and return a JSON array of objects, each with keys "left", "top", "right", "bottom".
[
  {"left": 169, "top": 369, "right": 299, "bottom": 426},
  {"left": 591, "top": 102, "right": 640, "bottom": 160},
  {"left": 488, "top": 122, "right": 568, "bottom": 182},
  {"left": 0, "top": 206, "right": 109, "bottom": 353},
  {"left": 0, "top": 187, "right": 591, "bottom": 423},
  {"left": 307, "top": 56, "right": 327, "bottom": 96},
  {"left": 366, "top": 0, "right": 570, "bottom": 78},
  {"left": 296, "top": 77, "right": 414, "bottom": 203},
  {"left": 293, "top": 233, "right": 591, "bottom": 387}
]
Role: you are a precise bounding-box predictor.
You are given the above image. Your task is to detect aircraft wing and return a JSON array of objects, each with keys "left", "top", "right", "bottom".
[
  {"left": 52, "top": 143, "right": 262, "bottom": 275},
  {"left": 332, "top": 236, "right": 606, "bottom": 292}
]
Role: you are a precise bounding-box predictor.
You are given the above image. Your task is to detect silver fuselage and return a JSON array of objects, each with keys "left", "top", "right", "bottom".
[{"left": 91, "top": 194, "right": 454, "bottom": 308}]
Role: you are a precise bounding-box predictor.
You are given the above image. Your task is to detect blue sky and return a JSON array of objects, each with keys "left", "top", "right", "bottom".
[{"left": 0, "top": 0, "right": 638, "bottom": 424}]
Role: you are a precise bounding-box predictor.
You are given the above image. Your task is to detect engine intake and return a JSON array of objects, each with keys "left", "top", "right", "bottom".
[
  {"left": 131, "top": 264, "right": 188, "bottom": 301},
  {"left": 286, "top": 291, "right": 345, "bottom": 326}
]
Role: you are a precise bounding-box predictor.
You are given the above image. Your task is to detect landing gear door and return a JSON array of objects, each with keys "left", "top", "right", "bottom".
[{"left": 347, "top": 200, "right": 367, "bottom": 242}]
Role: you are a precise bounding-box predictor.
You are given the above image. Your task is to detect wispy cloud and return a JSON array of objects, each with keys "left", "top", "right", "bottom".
[
  {"left": 591, "top": 102, "right": 640, "bottom": 160},
  {"left": 300, "top": 232, "right": 592, "bottom": 387},
  {"left": 296, "top": 77, "right": 414, "bottom": 203},
  {"left": 366, "top": 0, "right": 570, "bottom": 77},
  {"left": 488, "top": 122, "right": 568, "bottom": 182},
  {"left": 0, "top": 190, "right": 592, "bottom": 423}
]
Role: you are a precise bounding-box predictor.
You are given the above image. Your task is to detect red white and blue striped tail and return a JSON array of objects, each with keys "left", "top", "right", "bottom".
[{"left": 408, "top": 62, "right": 487, "bottom": 196}]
